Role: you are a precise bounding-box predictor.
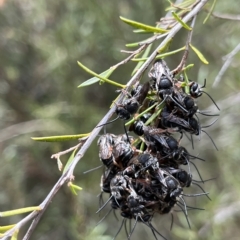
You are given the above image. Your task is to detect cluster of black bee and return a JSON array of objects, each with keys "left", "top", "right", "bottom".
[{"left": 97, "top": 59, "right": 219, "bottom": 239}]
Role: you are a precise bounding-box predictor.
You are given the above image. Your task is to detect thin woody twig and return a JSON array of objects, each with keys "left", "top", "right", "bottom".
[
  {"left": 51, "top": 143, "right": 80, "bottom": 159},
  {"left": 51, "top": 137, "right": 88, "bottom": 161},
  {"left": 1, "top": 1, "right": 209, "bottom": 239},
  {"left": 171, "top": 15, "right": 197, "bottom": 75},
  {"left": 112, "top": 44, "right": 146, "bottom": 69},
  {"left": 213, "top": 43, "right": 240, "bottom": 87},
  {"left": 207, "top": 11, "right": 240, "bottom": 21}
]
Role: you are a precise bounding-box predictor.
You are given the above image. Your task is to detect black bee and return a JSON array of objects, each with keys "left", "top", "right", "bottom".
[
  {"left": 100, "top": 166, "right": 119, "bottom": 193},
  {"left": 164, "top": 167, "right": 192, "bottom": 188},
  {"left": 130, "top": 126, "right": 175, "bottom": 162},
  {"left": 171, "top": 89, "right": 219, "bottom": 118},
  {"left": 96, "top": 82, "right": 149, "bottom": 133},
  {"left": 148, "top": 59, "right": 172, "bottom": 91},
  {"left": 142, "top": 130, "right": 190, "bottom": 165},
  {"left": 159, "top": 198, "right": 177, "bottom": 214},
  {"left": 134, "top": 153, "right": 183, "bottom": 197},
  {"left": 98, "top": 134, "right": 134, "bottom": 169},
  {"left": 110, "top": 173, "right": 127, "bottom": 200},
  {"left": 160, "top": 106, "right": 201, "bottom": 136},
  {"left": 163, "top": 173, "right": 183, "bottom": 198},
  {"left": 171, "top": 90, "right": 198, "bottom": 117},
  {"left": 189, "top": 78, "right": 220, "bottom": 110},
  {"left": 112, "top": 135, "right": 134, "bottom": 168},
  {"left": 97, "top": 134, "right": 116, "bottom": 168},
  {"left": 127, "top": 193, "right": 147, "bottom": 219},
  {"left": 116, "top": 81, "right": 150, "bottom": 120},
  {"left": 160, "top": 106, "right": 191, "bottom": 130},
  {"left": 129, "top": 113, "right": 152, "bottom": 136},
  {"left": 148, "top": 59, "right": 192, "bottom": 115},
  {"left": 137, "top": 153, "right": 159, "bottom": 172}
]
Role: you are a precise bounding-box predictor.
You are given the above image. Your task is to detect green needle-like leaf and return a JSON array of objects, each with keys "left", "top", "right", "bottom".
[
  {"left": 132, "top": 29, "right": 153, "bottom": 34},
  {"left": 190, "top": 44, "right": 209, "bottom": 64},
  {"left": 145, "top": 105, "right": 163, "bottom": 125},
  {"left": 32, "top": 133, "right": 90, "bottom": 142},
  {"left": 156, "top": 46, "right": 185, "bottom": 59},
  {"left": 77, "top": 61, "right": 125, "bottom": 88},
  {"left": 69, "top": 182, "right": 82, "bottom": 195},
  {"left": 203, "top": 0, "right": 217, "bottom": 24},
  {"left": 0, "top": 224, "right": 16, "bottom": 233},
  {"left": 132, "top": 44, "right": 152, "bottom": 75},
  {"left": 157, "top": 38, "right": 173, "bottom": 53},
  {"left": 171, "top": 11, "right": 192, "bottom": 30},
  {"left": 125, "top": 102, "right": 158, "bottom": 126},
  {"left": 0, "top": 206, "right": 41, "bottom": 217},
  {"left": 184, "top": 70, "right": 190, "bottom": 94},
  {"left": 132, "top": 46, "right": 185, "bottom": 62},
  {"left": 11, "top": 230, "right": 19, "bottom": 240},
  {"left": 63, "top": 148, "right": 78, "bottom": 174},
  {"left": 126, "top": 40, "right": 150, "bottom": 47},
  {"left": 125, "top": 42, "right": 140, "bottom": 47},
  {"left": 120, "top": 16, "right": 168, "bottom": 33},
  {"left": 182, "top": 64, "right": 194, "bottom": 71},
  {"left": 78, "top": 68, "right": 116, "bottom": 87},
  {"left": 165, "top": 0, "right": 194, "bottom": 11}
]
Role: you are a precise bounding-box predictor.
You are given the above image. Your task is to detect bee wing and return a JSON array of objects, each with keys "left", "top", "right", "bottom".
[
  {"left": 156, "top": 168, "right": 167, "bottom": 187},
  {"left": 99, "top": 144, "right": 113, "bottom": 160},
  {"left": 148, "top": 127, "right": 169, "bottom": 148},
  {"left": 173, "top": 90, "right": 185, "bottom": 104},
  {"left": 148, "top": 60, "right": 165, "bottom": 80},
  {"left": 153, "top": 134, "right": 169, "bottom": 148},
  {"left": 135, "top": 81, "right": 150, "bottom": 105},
  {"left": 167, "top": 114, "right": 190, "bottom": 129}
]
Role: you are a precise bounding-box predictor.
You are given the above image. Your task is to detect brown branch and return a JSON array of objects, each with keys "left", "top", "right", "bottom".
[
  {"left": 213, "top": 43, "right": 240, "bottom": 87},
  {"left": 171, "top": 15, "right": 197, "bottom": 75},
  {"left": 111, "top": 44, "right": 147, "bottom": 69}
]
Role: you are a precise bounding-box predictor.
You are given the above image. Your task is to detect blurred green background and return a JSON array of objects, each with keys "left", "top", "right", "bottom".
[{"left": 0, "top": 0, "right": 240, "bottom": 239}]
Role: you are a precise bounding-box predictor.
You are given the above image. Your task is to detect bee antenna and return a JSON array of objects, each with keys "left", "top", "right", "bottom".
[
  {"left": 201, "top": 90, "right": 220, "bottom": 111},
  {"left": 183, "top": 132, "right": 194, "bottom": 149},
  {"left": 170, "top": 213, "right": 174, "bottom": 230},
  {"left": 96, "top": 116, "right": 120, "bottom": 128},
  {"left": 198, "top": 111, "right": 220, "bottom": 117},
  {"left": 188, "top": 154, "right": 205, "bottom": 161},
  {"left": 181, "top": 154, "right": 191, "bottom": 173},
  {"left": 201, "top": 118, "right": 218, "bottom": 128},
  {"left": 190, "top": 134, "right": 194, "bottom": 149},
  {"left": 182, "top": 192, "right": 209, "bottom": 197},
  {"left": 83, "top": 165, "right": 103, "bottom": 174},
  {"left": 113, "top": 218, "right": 126, "bottom": 240},
  {"left": 190, "top": 161, "right": 204, "bottom": 183},
  {"left": 177, "top": 201, "right": 205, "bottom": 211},
  {"left": 176, "top": 200, "right": 191, "bottom": 229},
  {"left": 150, "top": 227, "right": 158, "bottom": 240},
  {"left": 124, "top": 219, "right": 129, "bottom": 238},
  {"left": 127, "top": 217, "right": 138, "bottom": 240},
  {"left": 192, "top": 182, "right": 212, "bottom": 201},
  {"left": 143, "top": 221, "right": 167, "bottom": 240},
  {"left": 98, "top": 192, "right": 104, "bottom": 210},
  {"left": 96, "top": 195, "right": 113, "bottom": 214},
  {"left": 193, "top": 177, "right": 217, "bottom": 183},
  {"left": 96, "top": 208, "right": 112, "bottom": 226},
  {"left": 201, "top": 78, "right": 207, "bottom": 88},
  {"left": 123, "top": 121, "right": 131, "bottom": 143},
  {"left": 202, "top": 130, "right": 218, "bottom": 151},
  {"left": 113, "top": 209, "right": 119, "bottom": 221},
  {"left": 180, "top": 196, "right": 191, "bottom": 229}
]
